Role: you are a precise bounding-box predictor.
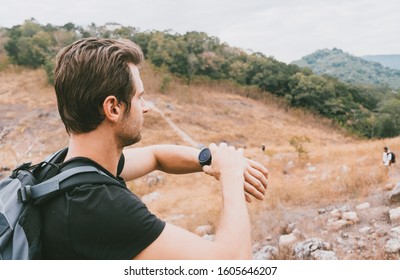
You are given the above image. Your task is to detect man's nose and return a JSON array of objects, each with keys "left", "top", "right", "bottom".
[{"left": 141, "top": 98, "right": 149, "bottom": 113}]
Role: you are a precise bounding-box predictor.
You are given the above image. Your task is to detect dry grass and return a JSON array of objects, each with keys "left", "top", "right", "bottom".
[{"left": 1, "top": 65, "right": 400, "bottom": 259}]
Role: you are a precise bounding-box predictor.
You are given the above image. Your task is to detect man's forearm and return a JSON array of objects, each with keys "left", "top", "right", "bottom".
[
  {"left": 214, "top": 173, "right": 252, "bottom": 259},
  {"left": 121, "top": 145, "right": 202, "bottom": 181},
  {"left": 149, "top": 145, "right": 203, "bottom": 174}
]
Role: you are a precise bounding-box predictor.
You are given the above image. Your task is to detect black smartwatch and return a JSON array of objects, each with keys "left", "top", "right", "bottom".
[{"left": 198, "top": 147, "right": 212, "bottom": 166}]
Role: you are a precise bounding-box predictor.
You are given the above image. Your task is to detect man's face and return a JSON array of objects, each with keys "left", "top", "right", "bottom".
[{"left": 116, "top": 63, "right": 149, "bottom": 147}]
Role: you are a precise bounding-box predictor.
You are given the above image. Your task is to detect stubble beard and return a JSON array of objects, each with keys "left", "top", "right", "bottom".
[{"left": 118, "top": 117, "right": 143, "bottom": 148}]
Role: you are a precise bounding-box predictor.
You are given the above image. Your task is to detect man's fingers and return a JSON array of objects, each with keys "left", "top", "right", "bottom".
[
  {"left": 245, "top": 193, "right": 252, "bottom": 203},
  {"left": 244, "top": 181, "right": 264, "bottom": 201},
  {"left": 244, "top": 169, "right": 267, "bottom": 195},
  {"left": 247, "top": 159, "right": 268, "bottom": 179}
]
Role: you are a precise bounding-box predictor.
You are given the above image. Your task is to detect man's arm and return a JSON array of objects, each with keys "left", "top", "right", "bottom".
[
  {"left": 134, "top": 143, "right": 252, "bottom": 259},
  {"left": 121, "top": 145, "right": 202, "bottom": 181},
  {"left": 121, "top": 144, "right": 268, "bottom": 201}
]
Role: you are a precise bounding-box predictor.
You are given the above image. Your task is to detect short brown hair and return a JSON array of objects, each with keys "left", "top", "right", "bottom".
[{"left": 54, "top": 38, "right": 144, "bottom": 134}]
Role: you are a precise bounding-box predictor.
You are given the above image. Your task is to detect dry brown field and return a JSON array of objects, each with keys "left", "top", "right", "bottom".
[{"left": 1, "top": 65, "right": 399, "bottom": 259}]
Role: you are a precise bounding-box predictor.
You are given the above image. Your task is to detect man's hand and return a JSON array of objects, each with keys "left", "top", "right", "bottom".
[
  {"left": 244, "top": 159, "right": 268, "bottom": 203},
  {"left": 202, "top": 143, "right": 246, "bottom": 183},
  {"left": 202, "top": 143, "right": 268, "bottom": 203}
]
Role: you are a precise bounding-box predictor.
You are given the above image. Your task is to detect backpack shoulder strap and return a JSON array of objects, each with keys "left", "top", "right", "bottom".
[{"left": 18, "top": 165, "right": 124, "bottom": 204}]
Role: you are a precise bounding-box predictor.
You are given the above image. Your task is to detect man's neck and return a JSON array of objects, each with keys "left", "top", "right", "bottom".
[{"left": 65, "top": 130, "right": 122, "bottom": 176}]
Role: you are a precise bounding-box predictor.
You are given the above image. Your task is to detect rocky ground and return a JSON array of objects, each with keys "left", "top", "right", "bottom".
[
  {"left": 251, "top": 180, "right": 400, "bottom": 260},
  {"left": 139, "top": 170, "right": 400, "bottom": 260}
]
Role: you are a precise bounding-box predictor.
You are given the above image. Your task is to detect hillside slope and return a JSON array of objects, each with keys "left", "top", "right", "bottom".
[
  {"left": 292, "top": 48, "right": 400, "bottom": 89},
  {"left": 1, "top": 67, "right": 400, "bottom": 260}
]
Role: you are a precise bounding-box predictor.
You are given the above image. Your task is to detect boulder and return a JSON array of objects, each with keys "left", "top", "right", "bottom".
[
  {"left": 329, "top": 209, "right": 342, "bottom": 219},
  {"left": 311, "top": 250, "right": 337, "bottom": 260},
  {"left": 356, "top": 202, "right": 370, "bottom": 210},
  {"left": 146, "top": 172, "right": 165, "bottom": 187},
  {"left": 328, "top": 219, "right": 349, "bottom": 231},
  {"left": 389, "top": 182, "right": 400, "bottom": 203},
  {"left": 385, "top": 238, "right": 400, "bottom": 254},
  {"left": 293, "top": 238, "right": 333, "bottom": 260},
  {"left": 195, "top": 225, "right": 213, "bottom": 236},
  {"left": 278, "top": 233, "right": 299, "bottom": 256},
  {"left": 389, "top": 207, "right": 400, "bottom": 224},
  {"left": 253, "top": 245, "right": 279, "bottom": 260},
  {"left": 342, "top": 211, "right": 359, "bottom": 224},
  {"left": 359, "top": 226, "right": 373, "bottom": 234},
  {"left": 141, "top": 191, "right": 161, "bottom": 203}
]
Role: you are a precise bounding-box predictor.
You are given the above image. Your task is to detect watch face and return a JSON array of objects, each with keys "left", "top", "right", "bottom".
[{"left": 199, "top": 148, "right": 212, "bottom": 166}]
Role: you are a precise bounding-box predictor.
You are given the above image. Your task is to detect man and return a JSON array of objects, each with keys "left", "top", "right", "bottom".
[
  {"left": 41, "top": 38, "right": 268, "bottom": 259},
  {"left": 383, "top": 146, "right": 393, "bottom": 167}
]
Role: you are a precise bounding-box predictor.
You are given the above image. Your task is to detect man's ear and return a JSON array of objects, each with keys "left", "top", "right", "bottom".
[{"left": 103, "top": 96, "right": 123, "bottom": 123}]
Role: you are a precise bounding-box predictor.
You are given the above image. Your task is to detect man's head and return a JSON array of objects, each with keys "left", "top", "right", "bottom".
[
  {"left": 54, "top": 38, "right": 144, "bottom": 135},
  {"left": 384, "top": 146, "right": 388, "bottom": 152}
]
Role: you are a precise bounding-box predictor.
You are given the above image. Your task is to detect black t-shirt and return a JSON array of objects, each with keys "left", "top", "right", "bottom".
[{"left": 40, "top": 155, "right": 165, "bottom": 260}]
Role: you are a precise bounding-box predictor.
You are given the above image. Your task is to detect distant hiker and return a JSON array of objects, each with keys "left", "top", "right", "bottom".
[
  {"left": 261, "top": 144, "right": 266, "bottom": 152},
  {"left": 38, "top": 38, "right": 269, "bottom": 260},
  {"left": 383, "top": 146, "right": 395, "bottom": 167}
]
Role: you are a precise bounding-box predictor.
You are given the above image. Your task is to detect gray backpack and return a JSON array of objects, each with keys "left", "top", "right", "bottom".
[{"left": 0, "top": 148, "right": 122, "bottom": 259}]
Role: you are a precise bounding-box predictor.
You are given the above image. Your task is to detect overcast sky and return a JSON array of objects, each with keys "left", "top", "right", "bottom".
[{"left": 0, "top": 0, "right": 399, "bottom": 63}]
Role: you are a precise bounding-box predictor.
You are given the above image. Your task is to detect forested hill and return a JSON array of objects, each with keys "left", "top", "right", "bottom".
[
  {"left": 1, "top": 20, "right": 400, "bottom": 139},
  {"left": 362, "top": 54, "right": 400, "bottom": 71},
  {"left": 292, "top": 48, "right": 400, "bottom": 89}
]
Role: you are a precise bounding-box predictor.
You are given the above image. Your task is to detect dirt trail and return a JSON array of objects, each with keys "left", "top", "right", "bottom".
[{"left": 148, "top": 101, "right": 200, "bottom": 148}]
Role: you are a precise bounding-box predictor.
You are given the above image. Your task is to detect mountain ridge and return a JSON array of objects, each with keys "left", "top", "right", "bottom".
[
  {"left": 291, "top": 48, "right": 400, "bottom": 89},
  {"left": 362, "top": 54, "right": 400, "bottom": 71}
]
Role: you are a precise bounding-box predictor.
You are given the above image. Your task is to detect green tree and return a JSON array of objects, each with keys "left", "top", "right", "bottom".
[{"left": 5, "top": 20, "right": 52, "bottom": 68}]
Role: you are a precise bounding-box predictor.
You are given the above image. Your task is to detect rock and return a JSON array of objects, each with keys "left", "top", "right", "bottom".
[
  {"left": 389, "top": 182, "right": 400, "bottom": 203},
  {"left": 279, "top": 233, "right": 298, "bottom": 248},
  {"left": 281, "top": 222, "right": 297, "bottom": 235},
  {"left": 253, "top": 245, "right": 279, "bottom": 260},
  {"left": 391, "top": 226, "right": 400, "bottom": 237},
  {"left": 385, "top": 238, "right": 400, "bottom": 254},
  {"left": 146, "top": 172, "right": 164, "bottom": 187},
  {"left": 320, "top": 172, "right": 330, "bottom": 181},
  {"left": 389, "top": 207, "right": 400, "bottom": 224},
  {"left": 357, "top": 241, "right": 367, "bottom": 250},
  {"left": 336, "top": 237, "right": 346, "bottom": 245},
  {"left": 359, "top": 226, "right": 373, "bottom": 234},
  {"left": 293, "top": 238, "right": 333, "bottom": 260},
  {"left": 342, "top": 211, "right": 359, "bottom": 224},
  {"left": 384, "top": 183, "right": 395, "bottom": 191},
  {"left": 141, "top": 191, "right": 161, "bottom": 203},
  {"left": 201, "top": 234, "right": 215, "bottom": 241},
  {"left": 318, "top": 206, "right": 335, "bottom": 215},
  {"left": 278, "top": 233, "right": 299, "bottom": 256},
  {"left": 328, "top": 219, "right": 349, "bottom": 231},
  {"left": 311, "top": 250, "right": 337, "bottom": 260},
  {"left": 356, "top": 202, "right": 370, "bottom": 210},
  {"left": 284, "top": 161, "right": 295, "bottom": 173},
  {"left": 375, "top": 226, "right": 389, "bottom": 238},
  {"left": 341, "top": 232, "right": 349, "bottom": 239},
  {"left": 307, "top": 165, "right": 316, "bottom": 172},
  {"left": 339, "top": 205, "right": 351, "bottom": 212},
  {"left": 329, "top": 209, "right": 342, "bottom": 219},
  {"left": 164, "top": 214, "right": 185, "bottom": 223},
  {"left": 195, "top": 225, "right": 213, "bottom": 236}
]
